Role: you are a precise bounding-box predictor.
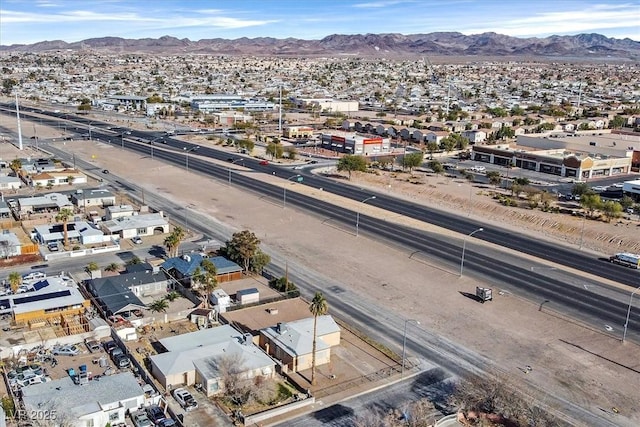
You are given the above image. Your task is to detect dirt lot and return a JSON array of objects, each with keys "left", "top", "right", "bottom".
[{"left": 4, "top": 117, "right": 640, "bottom": 425}]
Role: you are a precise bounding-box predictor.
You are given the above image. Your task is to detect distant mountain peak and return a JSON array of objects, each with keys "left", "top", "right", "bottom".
[{"left": 1, "top": 32, "right": 638, "bottom": 59}]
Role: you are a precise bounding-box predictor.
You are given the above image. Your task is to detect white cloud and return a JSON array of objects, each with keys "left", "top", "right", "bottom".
[
  {"left": 463, "top": 3, "right": 640, "bottom": 38},
  {"left": 352, "top": 0, "right": 409, "bottom": 8}
]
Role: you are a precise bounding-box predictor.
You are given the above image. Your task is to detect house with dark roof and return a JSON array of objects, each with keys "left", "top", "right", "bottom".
[
  {"left": 87, "top": 266, "right": 169, "bottom": 317},
  {"left": 161, "top": 254, "right": 243, "bottom": 285}
]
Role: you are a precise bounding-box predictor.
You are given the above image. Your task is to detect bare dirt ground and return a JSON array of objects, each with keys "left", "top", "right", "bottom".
[{"left": 5, "top": 118, "right": 640, "bottom": 425}]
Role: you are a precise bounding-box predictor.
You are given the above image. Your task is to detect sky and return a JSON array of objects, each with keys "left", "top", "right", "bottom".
[{"left": 1, "top": 0, "right": 639, "bottom": 46}]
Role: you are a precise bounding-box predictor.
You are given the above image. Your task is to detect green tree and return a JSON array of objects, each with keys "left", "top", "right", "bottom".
[
  {"left": 165, "top": 291, "right": 180, "bottom": 302},
  {"left": 608, "top": 116, "right": 626, "bottom": 129},
  {"left": 495, "top": 126, "right": 515, "bottom": 140},
  {"left": 9, "top": 159, "right": 22, "bottom": 176},
  {"left": 309, "top": 292, "right": 329, "bottom": 385},
  {"left": 429, "top": 160, "right": 444, "bottom": 175},
  {"left": 403, "top": 152, "right": 424, "bottom": 172},
  {"left": 266, "top": 142, "right": 284, "bottom": 159},
  {"left": 55, "top": 208, "right": 74, "bottom": 249},
  {"left": 126, "top": 256, "right": 142, "bottom": 265},
  {"left": 425, "top": 141, "right": 439, "bottom": 160},
  {"left": 602, "top": 200, "right": 622, "bottom": 222},
  {"left": 440, "top": 136, "right": 456, "bottom": 153},
  {"left": 149, "top": 298, "right": 169, "bottom": 313},
  {"left": 619, "top": 196, "right": 634, "bottom": 210},
  {"left": 224, "top": 230, "right": 261, "bottom": 272},
  {"left": 105, "top": 263, "right": 120, "bottom": 272},
  {"left": 580, "top": 193, "right": 602, "bottom": 218},
  {"left": 336, "top": 155, "right": 367, "bottom": 180},
  {"left": 284, "top": 146, "right": 297, "bottom": 160},
  {"left": 164, "top": 226, "right": 185, "bottom": 258},
  {"left": 486, "top": 171, "right": 502, "bottom": 188},
  {"left": 8, "top": 271, "right": 21, "bottom": 294},
  {"left": 250, "top": 249, "right": 271, "bottom": 273},
  {"left": 571, "top": 182, "right": 592, "bottom": 197},
  {"left": 196, "top": 259, "right": 218, "bottom": 306},
  {"left": 86, "top": 262, "right": 99, "bottom": 272}
]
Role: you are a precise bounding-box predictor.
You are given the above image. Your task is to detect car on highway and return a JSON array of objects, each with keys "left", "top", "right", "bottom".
[
  {"left": 52, "top": 344, "right": 80, "bottom": 356},
  {"left": 102, "top": 169, "right": 110, "bottom": 174},
  {"left": 172, "top": 388, "right": 198, "bottom": 411},
  {"left": 131, "top": 236, "right": 143, "bottom": 245},
  {"left": 259, "top": 160, "right": 269, "bottom": 165}
]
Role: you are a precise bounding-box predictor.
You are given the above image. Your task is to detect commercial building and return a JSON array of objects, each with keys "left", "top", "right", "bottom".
[
  {"left": 295, "top": 98, "right": 359, "bottom": 113},
  {"left": 283, "top": 126, "right": 314, "bottom": 139},
  {"left": 190, "top": 94, "right": 275, "bottom": 113},
  {"left": 472, "top": 141, "right": 632, "bottom": 179},
  {"left": 320, "top": 131, "right": 391, "bottom": 156},
  {"left": 622, "top": 179, "right": 640, "bottom": 201}
]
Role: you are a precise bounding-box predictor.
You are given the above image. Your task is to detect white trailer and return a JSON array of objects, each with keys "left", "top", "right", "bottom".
[{"left": 609, "top": 253, "right": 640, "bottom": 269}]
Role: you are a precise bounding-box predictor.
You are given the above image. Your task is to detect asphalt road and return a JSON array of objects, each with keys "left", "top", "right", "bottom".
[
  {"left": 34, "top": 140, "right": 625, "bottom": 426},
  {"left": 1, "top": 107, "right": 636, "bottom": 423},
  {"left": 4, "top": 106, "right": 639, "bottom": 343}
]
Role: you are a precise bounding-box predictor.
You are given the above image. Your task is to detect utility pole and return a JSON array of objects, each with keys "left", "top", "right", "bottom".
[
  {"left": 15, "top": 94, "right": 23, "bottom": 150},
  {"left": 278, "top": 86, "right": 283, "bottom": 133}
]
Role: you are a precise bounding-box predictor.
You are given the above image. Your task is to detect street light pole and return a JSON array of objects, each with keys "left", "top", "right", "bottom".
[
  {"left": 284, "top": 174, "right": 302, "bottom": 209},
  {"left": 356, "top": 196, "right": 376, "bottom": 237},
  {"left": 622, "top": 286, "right": 640, "bottom": 343},
  {"left": 460, "top": 227, "right": 483, "bottom": 277},
  {"left": 228, "top": 158, "right": 244, "bottom": 186},
  {"left": 402, "top": 319, "right": 420, "bottom": 376},
  {"left": 183, "top": 146, "right": 200, "bottom": 173}
]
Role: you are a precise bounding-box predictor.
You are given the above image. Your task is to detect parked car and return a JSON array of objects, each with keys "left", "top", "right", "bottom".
[
  {"left": 131, "top": 410, "right": 153, "bottom": 427},
  {"left": 84, "top": 339, "right": 101, "bottom": 353},
  {"left": 52, "top": 345, "right": 79, "bottom": 356},
  {"left": 47, "top": 242, "right": 59, "bottom": 252},
  {"left": 131, "top": 236, "right": 143, "bottom": 245},
  {"left": 145, "top": 405, "right": 166, "bottom": 425},
  {"left": 22, "top": 271, "right": 46, "bottom": 282},
  {"left": 173, "top": 388, "right": 198, "bottom": 411},
  {"left": 156, "top": 419, "right": 176, "bottom": 427}
]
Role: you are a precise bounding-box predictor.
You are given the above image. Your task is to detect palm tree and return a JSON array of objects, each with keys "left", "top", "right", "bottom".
[
  {"left": 164, "top": 226, "right": 186, "bottom": 258},
  {"left": 66, "top": 175, "right": 75, "bottom": 186},
  {"left": 9, "top": 159, "right": 22, "bottom": 176},
  {"left": 309, "top": 292, "right": 329, "bottom": 385},
  {"left": 105, "top": 263, "right": 120, "bottom": 272},
  {"left": 8, "top": 272, "right": 21, "bottom": 294},
  {"left": 55, "top": 208, "right": 74, "bottom": 249},
  {"left": 165, "top": 291, "right": 180, "bottom": 302},
  {"left": 199, "top": 259, "right": 218, "bottom": 308},
  {"left": 148, "top": 298, "right": 169, "bottom": 313},
  {"left": 86, "top": 262, "right": 99, "bottom": 272}
]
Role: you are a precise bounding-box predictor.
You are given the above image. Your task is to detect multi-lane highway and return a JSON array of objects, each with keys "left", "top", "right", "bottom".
[
  {"left": 5, "top": 107, "right": 631, "bottom": 424},
  {"left": 3, "top": 106, "right": 639, "bottom": 343}
]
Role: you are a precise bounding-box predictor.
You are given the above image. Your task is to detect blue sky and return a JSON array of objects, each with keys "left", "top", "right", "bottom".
[{"left": 1, "top": 0, "right": 639, "bottom": 45}]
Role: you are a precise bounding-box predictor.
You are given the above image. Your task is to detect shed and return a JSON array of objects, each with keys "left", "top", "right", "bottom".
[
  {"left": 210, "top": 289, "right": 230, "bottom": 313},
  {"left": 237, "top": 288, "right": 259, "bottom": 305}
]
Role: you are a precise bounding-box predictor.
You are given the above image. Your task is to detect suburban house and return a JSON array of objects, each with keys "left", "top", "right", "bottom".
[
  {"left": 0, "top": 175, "right": 22, "bottom": 190},
  {"left": 16, "top": 193, "right": 73, "bottom": 217},
  {"left": 461, "top": 130, "right": 487, "bottom": 144},
  {"left": 105, "top": 204, "right": 135, "bottom": 220},
  {"left": 32, "top": 221, "right": 108, "bottom": 246},
  {"left": 29, "top": 169, "right": 87, "bottom": 188},
  {"left": 0, "top": 200, "right": 10, "bottom": 218},
  {"left": 87, "top": 273, "right": 149, "bottom": 319},
  {"left": 0, "top": 231, "right": 22, "bottom": 258},
  {"left": 71, "top": 188, "right": 117, "bottom": 209},
  {"left": 149, "top": 325, "right": 275, "bottom": 396},
  {"left": 100, "top": 213, "right": 169, "bottom": 239},
  {"left": 259, "top": 315, "right": 341, "bottom": 373},
  {"left": 1, "top": 285, "right": 90, "bottom": 326},
  {"left": 161, "top": 254, "right": 243, "bottom": 286},
  {"left": 21, "top": 372, "right": 146, "bottom": 427}
]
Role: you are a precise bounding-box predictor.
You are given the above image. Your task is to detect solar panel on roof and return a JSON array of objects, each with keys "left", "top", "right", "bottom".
[{"left": 13, "top": 289, "right": 71, "bottom": 305}]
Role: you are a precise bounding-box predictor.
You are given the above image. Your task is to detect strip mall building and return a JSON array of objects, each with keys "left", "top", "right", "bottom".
[
  {"left": 320, "top": 132, "right": 391, "bottom": 156},
  {"left": 471, "top": 136, "right": 635, "bottom": 179}
]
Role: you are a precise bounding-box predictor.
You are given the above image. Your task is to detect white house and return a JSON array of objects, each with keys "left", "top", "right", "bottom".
[
  {"left": 100, "top": 213, "right": 169, "bottom": 239},
  {"left": 30, "top": 169, "right": 87, "bottom": 188},
  {"left": 33, "top": 221, "right": 108, "bottom": 245},
  {"left": 0, "top": 231, "right": 22, "bottom": 258},
  {"left": 149, "top": 325, "right": 275, "bottom": 396},
  {"left": 0, "top": 175, "right": 22, "bottom": 190},
  {"left": 21, "top": 372, "right": 145, "bottom": 427}
]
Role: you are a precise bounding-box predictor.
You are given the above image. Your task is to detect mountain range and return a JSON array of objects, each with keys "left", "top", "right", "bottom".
[{"left": 1, "top": 32, "right": 639, "bottom": 59}]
